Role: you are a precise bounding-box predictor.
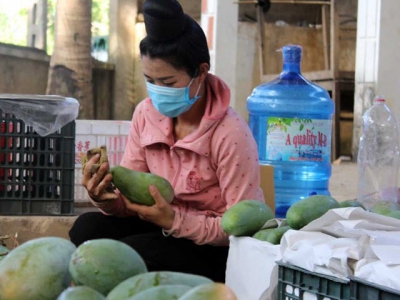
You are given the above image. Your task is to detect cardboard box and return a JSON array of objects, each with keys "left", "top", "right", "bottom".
[
  {"left": 74, "top": 120, "right": 130, "bottom": 203},
  {"left": 260, "top": 164, "right": 275, "bottom": 211}
]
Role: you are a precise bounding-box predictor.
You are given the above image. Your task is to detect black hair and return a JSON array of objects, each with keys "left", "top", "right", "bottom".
[{"left": 140, "top": 0, "right": 210, "bottom": 78}]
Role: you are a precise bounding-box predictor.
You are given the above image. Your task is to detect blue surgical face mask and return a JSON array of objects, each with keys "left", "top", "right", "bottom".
[{"left": 146, "top": 78, "right": 202, "bottom": 118}]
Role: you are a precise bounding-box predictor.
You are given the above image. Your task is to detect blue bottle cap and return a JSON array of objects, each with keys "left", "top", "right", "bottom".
[{"left": 282, "top": 44, "right": 302, "bottom": 63}]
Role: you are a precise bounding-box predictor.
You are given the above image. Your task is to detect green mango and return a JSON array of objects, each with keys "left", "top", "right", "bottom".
[
  {"left": 385, "top": 210, "right": 400, "bottom": 220},
  {"left": 252, "top": 228, "right": 275, "bottom": 241},
  {"left": 252, "top": 226, "right": 291, "bottom": 245},
  {"left": 107, "top": 271, "right": 212, "bottom": 300},
  {"left": 179, "top": 283, "right": 237, "bottom": 300},
  {"left": 57, "top": 286, "right": 105, "bottom": 300},
  {"left": 69, "top": 239, "right": 147, "bottom": 296},
  {"left": 111, "top": 166, "right": 174, "bottom": 206},
  {"left": 221, "top": 200, "right": 274, "bottom": 237},
  {"left": 286, "top": 195, "right": 340, "bottom": 230},
  {"left": 370, "top": 201, "right": 400, "bottom": 216},
  {"left": 340, "top": 199, "right": 366, "bottom": 210},
  {"left": 126, "top": 285, "right": 192, "bottom": 300},
  {"left": 0, "top": 237, "right": 76, "bottom": 300}
]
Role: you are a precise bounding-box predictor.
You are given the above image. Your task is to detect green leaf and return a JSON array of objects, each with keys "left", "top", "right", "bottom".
[{"left": 283, "top": 118, "right": 292, "bottom": 126}]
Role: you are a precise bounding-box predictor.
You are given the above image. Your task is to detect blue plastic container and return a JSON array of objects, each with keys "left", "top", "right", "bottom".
[{"left": 247, "top": 45, "right": 335, "bottom": 218}]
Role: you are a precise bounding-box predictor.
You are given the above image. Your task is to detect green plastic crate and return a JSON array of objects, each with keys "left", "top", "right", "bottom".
[
  {"left": 277, "top": 261, "right": 350, "bottom": 300},
  {"left": 350, "top": 276, "right": 400, "bottom": 300}
]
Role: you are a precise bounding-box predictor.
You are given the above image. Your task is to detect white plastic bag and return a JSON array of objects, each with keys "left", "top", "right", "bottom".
[
  {"left": 225, "top": 219, "right": 287, "bottom": 300},
  {"left": 225, "top": 236, "right": 280, "bottom": 300},
  {"left": 280, "top": 207, "right": 400, "bottom": 288},
  {"left": 0, "top": 94, "right": 79, "bottom": 136}
]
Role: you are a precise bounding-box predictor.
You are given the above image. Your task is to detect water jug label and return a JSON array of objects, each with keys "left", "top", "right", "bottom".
[{"left": 266, "top": 117, "right": 331, "bottom": 162}]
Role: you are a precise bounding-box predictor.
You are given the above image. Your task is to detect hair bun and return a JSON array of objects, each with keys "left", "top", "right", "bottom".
[{"left": 143, "top": 0, "right": 189, "bottom": 42}]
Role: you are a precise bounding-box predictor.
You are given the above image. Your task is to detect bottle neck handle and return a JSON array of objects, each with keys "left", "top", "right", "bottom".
[{"left": 283, "top": 61, "right": 301, "bottom": 73}]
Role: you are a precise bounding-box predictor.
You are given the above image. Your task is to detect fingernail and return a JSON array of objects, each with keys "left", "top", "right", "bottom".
[{"left": 149, "top": 185, "right": 156, "bottom": 192}]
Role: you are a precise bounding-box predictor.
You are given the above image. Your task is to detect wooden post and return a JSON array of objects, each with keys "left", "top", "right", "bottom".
[
  {"left": 260, "top": 164, "right": 275, "bottom": 212},
  {"left": 330, "top": 0, "right": 340, "bottom": 160},
  {"left": 256, "top": 5, "right": 266, "bottom": 80},
  {"left": 321, "top": 4, "right": 329, "bottom": 70}
]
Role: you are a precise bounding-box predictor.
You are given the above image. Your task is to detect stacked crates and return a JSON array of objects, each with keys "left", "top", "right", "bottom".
[{"left": 0, "top": 109, "right": 75, "bottom": 215}]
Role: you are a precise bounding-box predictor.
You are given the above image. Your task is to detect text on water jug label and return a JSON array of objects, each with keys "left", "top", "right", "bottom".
[{"left": 266, "top": 117, "right": 332, "bottom": 162}]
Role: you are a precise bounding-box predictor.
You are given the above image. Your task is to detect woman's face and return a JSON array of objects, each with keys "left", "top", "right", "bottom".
[{"left": 142, "top": 55, "right": 200, "bottom": 98}]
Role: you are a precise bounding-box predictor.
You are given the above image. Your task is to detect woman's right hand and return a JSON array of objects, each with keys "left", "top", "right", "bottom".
[{"left": 82, "top": 154, "right": 118, "bottom": 202}]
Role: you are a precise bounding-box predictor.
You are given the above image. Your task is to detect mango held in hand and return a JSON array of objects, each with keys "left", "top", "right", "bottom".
[
  {"left": 286, "top": 195, "right": 340, "bottom": 230},
  {"left": 111, "top": 166, "right": 174, "bottom": 206},
  {"left": 221, "top": 200, "right": 274, "bottom": 236}
]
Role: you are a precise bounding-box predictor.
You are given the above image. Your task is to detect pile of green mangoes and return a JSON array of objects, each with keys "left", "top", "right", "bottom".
[
  {"left": 221, "top": 195, "right": 400, "bottom": 245},
  {"left": 221, "top": 196, "right": 341, "bottom": 244},
  {"left": 221, "top": 199, "right": 290, "bottom": 244},
  {"left": 0, "top": 237, "right": 237, "bottom": 300}
]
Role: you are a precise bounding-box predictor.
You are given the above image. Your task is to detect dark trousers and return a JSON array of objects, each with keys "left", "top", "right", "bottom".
[{"left": 69, "top": 212, "right": 229, "bottom": 282}]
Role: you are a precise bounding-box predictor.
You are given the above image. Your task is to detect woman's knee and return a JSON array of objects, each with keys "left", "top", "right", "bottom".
[
  {"left": 69, "top": 212, "right": 104, "bottom": 246},
  {"left": 69, "top": 212, "right": 156, "bottom": 247}
]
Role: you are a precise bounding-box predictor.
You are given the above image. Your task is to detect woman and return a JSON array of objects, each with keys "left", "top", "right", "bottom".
[{"left": 69, "top": 0, "right": 264, "bottom": 283}]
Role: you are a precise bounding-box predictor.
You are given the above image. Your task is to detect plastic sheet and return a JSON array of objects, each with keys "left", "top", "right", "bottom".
[{"left": 0, "top": 94, "right": 79, "bottom": 136}]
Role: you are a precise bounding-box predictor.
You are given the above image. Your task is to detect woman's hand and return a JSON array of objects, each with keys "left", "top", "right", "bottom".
[
  {"left": 82, "top": 154, "right": 118, "bottom": 202},
  {"left": 121, "top": 185, "right": 175, "bottom": 230}
]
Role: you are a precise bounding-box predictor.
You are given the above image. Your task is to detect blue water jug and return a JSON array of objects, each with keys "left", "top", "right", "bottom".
[{"left": 247, "top": 44, "right": 335, "bottom": 218}]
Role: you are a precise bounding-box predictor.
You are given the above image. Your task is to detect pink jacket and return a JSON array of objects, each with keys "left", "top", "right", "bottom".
[{"left": 91, "top": 73, "right": 264, "bottom": 246}]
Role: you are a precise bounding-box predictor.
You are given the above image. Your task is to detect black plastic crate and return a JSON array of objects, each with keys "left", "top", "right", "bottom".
[
  {"left": 0, "top": 109, "right": 75, "bottom": 215},
  {"left": 277, "top": 261, "right": 350, "bottom": 300},
  {"left": 350, "top": 276, "right": 400, "bottom": 300}
]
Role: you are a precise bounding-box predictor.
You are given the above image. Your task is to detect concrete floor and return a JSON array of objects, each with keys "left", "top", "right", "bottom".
[{"left": 0, "top": 162, "right": 358, "bottom": 248}]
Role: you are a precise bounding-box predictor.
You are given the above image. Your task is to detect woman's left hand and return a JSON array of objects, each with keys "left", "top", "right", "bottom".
[{"left": 121, "top": 185, "right": 175, "bottom": 230}]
